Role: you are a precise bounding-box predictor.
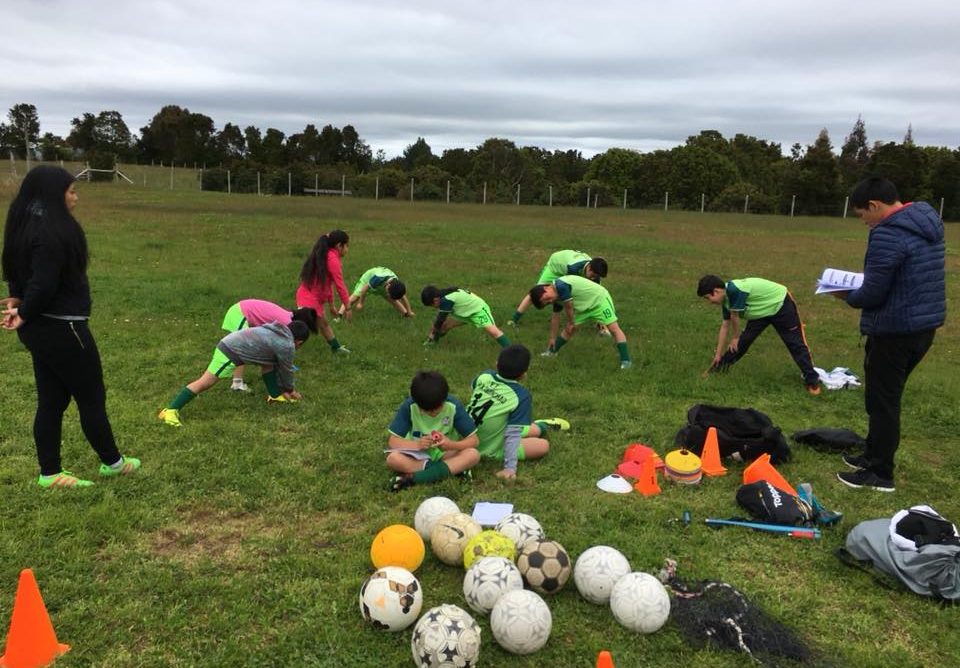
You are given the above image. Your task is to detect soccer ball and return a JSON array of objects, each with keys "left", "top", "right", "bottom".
[
  {"left": 415, "top": 497, "right": 460, "bottom": 541},
  {"left": 516, "top": 539, "right": 571, "bottom": 594},
  {"left": 494, "top": 512, "right": 545, "bottom": 551},
  {"left": 573, "top": 545, "right": 632, "bottom": 605},
  {"left": 462, "top": 556, "right": 524, "bottom": 615},
  {"left": 430, "top": 513, "right": 482, "bottom": 566},
  {"left": 609, "top": 572, "right": 671, "bottom": 633},
  {"left": 462, "top": 530, "right": 516, "bottom": 570},
  {"left": 359, "top": 566, "right": 423, "bottom": 632},
  {"left": 410, "top": 604, "right": 482, "bottom": 668},
  {"left": 370, "top": 524, "right": 425, "bottom": 572},
  {"left": 490, "top": 589, "right": 552, "bottom": 655}
]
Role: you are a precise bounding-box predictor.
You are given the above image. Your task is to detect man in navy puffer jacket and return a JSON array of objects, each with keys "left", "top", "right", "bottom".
[{"left": 835, "top": 177, "right": 945, "bottom": 492}]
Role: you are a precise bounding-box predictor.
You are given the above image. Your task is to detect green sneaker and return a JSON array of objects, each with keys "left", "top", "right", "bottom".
[
  {"left": 38, "top": 470, "right": 94, "bottom": 489},
  {"left": 539, "top": 417, "right": 570, "bottom": 432},
  {"left": 620, "top": 360, "right": 633, "bottom": 370},
  {"left": 334, "top": 345, "right": 352, "bottom": 354},
  {"left": 158, "top": 408, "right": 182, "bottom": 427},
  {"left": 457, "top": 469, "right": 474, "bottom": 484},
  {"left": 267, "top": 394, "right": 298, "bottom": 403},
  {"left": 99, "top": 456, "right": 141, "bottom": 477}
]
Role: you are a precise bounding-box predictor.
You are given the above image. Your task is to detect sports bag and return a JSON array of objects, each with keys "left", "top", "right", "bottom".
[
  {"left": 674, "top": 404, "right": 791, "bottom": 464},
  {"left": 735, "top": 481, "right": 815, "bottom": 526}
]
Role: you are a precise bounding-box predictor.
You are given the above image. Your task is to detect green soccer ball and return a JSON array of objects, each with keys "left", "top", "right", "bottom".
[{"left": 463, "top": 530, "right": 517, "bottom": 570}]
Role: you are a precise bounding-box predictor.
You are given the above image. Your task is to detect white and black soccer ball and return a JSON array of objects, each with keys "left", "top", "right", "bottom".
[
  {"left": 516, "top": 539, "right": 571, "bottom": 595},
  {"left": 609, "top": 572, "right": 671, "bottom": 634},
  {"left": 415, "top": 497, "right": 461, "bottom": 541},
  {"left": 494, "top": 512, "right": 545, "bottom": 552},
  {"left": 490, "top": 589, "right": 552, "bottom": 655},
  {"left": 430, "top": 513, "right": 482, "bottom": 566},
  {"left": 358, "top": 566, "right": 423, "bottom": 632},
  {"left": 573, "top": 545, "right": 632, "bottom": 605},
  {"left": 410, "top": 604, "right": 482, "bottom": 668},
  {"left": 462, "top": 556, "right": 524, "bottom": 615}
]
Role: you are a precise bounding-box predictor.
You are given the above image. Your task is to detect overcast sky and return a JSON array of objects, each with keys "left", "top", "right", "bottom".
[{"left": 3, "top": 0, "right": 958, "bottom": 158}]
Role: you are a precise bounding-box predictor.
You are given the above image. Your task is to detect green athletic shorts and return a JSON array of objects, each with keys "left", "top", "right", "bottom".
[
  {"left": 220, "top": 302, "right": 248, "bottom": 332},
  {"left": 483, "top": 442, "right": 527, "bottom": 462},
  {"left": 575, "top": 296, "right": 618, "bottom": 326},
  {"left": 461, "top": 305, "right": 495, "bottom": 328},
  {"left": 206, "top": 347, "right": 236, "bottom": 378}
]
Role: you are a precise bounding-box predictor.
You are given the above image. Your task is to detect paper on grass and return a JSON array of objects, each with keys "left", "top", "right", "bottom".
[
  {"left": 472, "top": 502, "right": 514, "bottom": 526},
  {"left": 816, "top": 268, "right": 864, "bottom": 295},
  {"left": 382, "top": 448, "right": 432, "bottom": 461}
]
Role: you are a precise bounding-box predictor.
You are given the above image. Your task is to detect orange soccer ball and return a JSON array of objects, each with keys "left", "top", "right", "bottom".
[{"left": 370, "top": 524, "right": 425, "bottom": 572}]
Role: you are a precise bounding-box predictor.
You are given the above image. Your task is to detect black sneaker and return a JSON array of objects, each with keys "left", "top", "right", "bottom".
[
  {"left": 842, "top": 453, "right": 869, "bottom": 470},
  {"left": 457, "top": 469, "right": 473, "bottom": 484},
  {"left": 836, "top": 469, "right": 895, "bottom": 492},
  {"left": 388, "top": 474, "right": 415, "bottom": 492}
]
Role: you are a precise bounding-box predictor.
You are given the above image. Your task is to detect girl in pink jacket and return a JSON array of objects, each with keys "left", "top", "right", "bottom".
[{"left": 296, "top": 229, "right": 352, "bottom": 354}]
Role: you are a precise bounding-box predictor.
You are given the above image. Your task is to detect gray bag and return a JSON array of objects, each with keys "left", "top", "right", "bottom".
[{"left": 840, "top": 505, "right": 960, "bottom": 601}]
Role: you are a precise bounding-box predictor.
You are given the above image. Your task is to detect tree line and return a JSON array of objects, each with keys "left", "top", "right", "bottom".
[{"left": 2, "top": 103, "right": 958, "bottom": 217}]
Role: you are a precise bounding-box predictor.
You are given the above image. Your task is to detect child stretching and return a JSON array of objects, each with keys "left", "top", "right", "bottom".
[
  {"left": 338, "top": 267, "right": 414, "bottom": 318},
  {"left": 296, "top": 229, "right": 352, "bottom": 354},
  {"left": 421, "top": 285, "right": 510, "bottom": 348},
  {"left": 158, "top": 320, "right": 310, "bottom": 427},
  {"left": 387, "top": 370, "right": 480, "bottom": 491},
  {"left": 467, "top": 344, "right": 570, "bottom": 479}
]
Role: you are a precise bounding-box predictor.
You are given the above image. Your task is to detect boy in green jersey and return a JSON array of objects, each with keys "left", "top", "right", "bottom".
[
  {"left": 421, "top": 285, "right": 510, "bottom": 348},
  {"left": 697, "top": 275, "right": 820, "bottom": 394},
  {"left": 386, "top": 370, "right": 480, "bottom": 491},
  {"left": 529, "top": 275, "right": 632, "bottom": 369},
  {"left": 467, "top": 344, "right": 570, "bottom": 479},
  {"left": 509, "top": 250, "right": 608, "bottom": 325},
  {"left": 338, "top": 266, "right": 415, "bottom": 318}
]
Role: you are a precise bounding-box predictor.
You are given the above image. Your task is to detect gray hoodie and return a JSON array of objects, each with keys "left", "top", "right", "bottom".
[{"left": 218, "top": 322, "right": 297, "bottom": 391}]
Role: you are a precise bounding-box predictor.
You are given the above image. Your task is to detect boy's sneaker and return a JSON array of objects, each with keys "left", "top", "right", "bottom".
[
  {"left": 457, "top": 469, "right": 474, "bottom": 483},
  {"left": 506, "top": 320, "right": 518, "bottom": 328},
  {"left": 388, "top": 473, "right": 415, "bottom": 492},
  {"left": 620, "top": 360, "right": 633, "bottom": 370},
  {"left": 597, "top": 324, "right": 612, "bottom": 337},
  {"left": 267, "top": 394, "right": 298, "bottom": 403},
  {"left": 158, "top": 408, "right": 182, "bottom": 427},
  {"left": 540, "top": 349, "right": 556, "bottom": 357},
  {"left": 539, "top": 417, "right": 570, "bottom": 432},
  {"left": 334, "top": 345, "right": 352, "bottom": 354},
  {"left": 231, "top": 380, "right": 251, "bottom": 392},
  {"left": 836, "top": 469, "right": 895, "bottom": 492},
  {"left": 99, "top": 456, "right": 141, "bottom": 477},
  {"left": 37, "top": 470, "right": 94, "bottom": 489},
  {"left": 842, "top": 452, "right": 868, "bottom": 470},
  {"left": 806, "top": 384, "right": 822, "bottom": 396}
]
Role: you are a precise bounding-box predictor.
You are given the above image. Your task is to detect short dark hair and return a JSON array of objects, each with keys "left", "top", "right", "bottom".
[
  {"left": 697, "top": 275, "right": 725, "bottom": 297},
  {"left": 497, "top": 344, "right": 531, "bottom": 380},
  {"left": 420, "top": 285, "right": 440, "bottom": 306},
  {"left": 410, "top": 370, "right": 448, "bottom": 411},
  {"left": 288, "top": 320, "right": 310, "bottom": 342},
  {"left": 291, "top": 307, "right": 318, "bottom": 334},
  {"left": 850, "top": 177, "right": 899, "bottom": 208},
  {"left": 588, "top": 257, "right": 608, "bottom": 277},
  {"left": 529, "top": 285, "right": 549, "bottom": 309},
  {"left": 387, "top": 279, "right": 406, "bottom": 300}
]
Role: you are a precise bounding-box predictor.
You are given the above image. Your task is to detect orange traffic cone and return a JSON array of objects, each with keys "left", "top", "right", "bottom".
[
  {"left": 0, "top": 569, "right": 70, "bottom": 668},
  {"left": 699, "top": 426, "right": 727, "bottom": 477},
  {"left": 743, "top": 453, "right": 797, "bottom": 497},
  {"left": 633, "top": 456, "right": 661, "bottom": 497},
  {"left": 596, "top": 649, "right": 615, "bottom": 668}
]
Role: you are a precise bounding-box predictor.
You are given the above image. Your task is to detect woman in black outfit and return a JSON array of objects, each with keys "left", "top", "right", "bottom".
[{"left": 2, "top": 165, "right": 140, "bottom": 488}]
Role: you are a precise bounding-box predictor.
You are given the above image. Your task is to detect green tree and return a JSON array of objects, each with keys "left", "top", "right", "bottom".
[
  {"left": 5, "top": 103, "right": 40, "bottom": 158},
  {"left": 341, "top": 125, "right": 372, "bottom": 172},
  {"left": 316, "top": 125, "right": 343, "bottom": 165},
  {"left": 868, "top": 141, "right": 928, "bottom": 201},
  {"left": 68, "top": 111, "right": 132, "bottom": 160},
  {"left": 839, "top": 115, "right": 870, "bottom": 190},
  {"left": 261, "top": 128, "right": 287, "bottom": 165},
  {"left": 402, "top": 137, "right": 435, "bottom": 170},
  {"left": 244, "top": 126, "right": 264, "bottom": 163},
  {"left": 668, "top": 145, "right": 740, "bottom": 209},
  {"left": 440, "top": 148, "right": 474, "bottom": 178},
  {"left": 39, "top": 133, "right": 71, "bottom": 161},
  {"left": 585, "top": 148, "right": 644, "bottom": 199},
  {"left": 215, "top": 123, "right": 246, "bottom": 162},
  {"left": 468, "top": 138, "right": 529, "bottom": 203},
  {"left": 137, "top": 105, "right": 214, "bottom": 165},
  {"left": 795, "top": 129, "right": 842, "bottom": 214}
]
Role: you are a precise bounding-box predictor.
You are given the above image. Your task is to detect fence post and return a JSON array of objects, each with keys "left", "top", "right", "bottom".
[
  {"left": 288, "top": 172, "right": 292, "bottom": 196},
  {"left": 375, "top": 176, "right": 379, "bottom": 201},
  {"left": 516, "top": 183, "right": 520, "bottom": 205},
  {"left": 622, "top": 189, "right": 627, "bottom": 210},
  {"left": 940, "top": 197, "right": 945, "bottom": 218},
  {"left": 410, "top": 178, "right": 414, "bottom": 203},
  {"left": 483, "top": 182, "right": 487, "bottom": 205},
  {"left": 341, "top": 174, "right": 346, "bottom": 197},
  {"left": 315, "top": 174, "right": 318, "bottom": 196},
  {"left": 842, "top": 196, "right": 849, "bottom": 218},
  {"left": 169, "top": 163, "right": 174, "bottom": 190},
  {"left": 664, "top": 191, "right": 669, "bottom": 212},
  {"left": 744, "top": 194, "right": 749, "bottom": 214},
  {"left": 594, "top": 193, "right": 599, "bottom": 209},
  {"left": 257, "top": 172, "right": 261, "bottom": 196},
  {"left": 790, "top": 194, "right": 796, "bottom": 218},
  {"left": 586, "top": 187, "right": 591, "bottom": 208},
  {"left": 549, "top": 185, "right": 553, "bottom": 207},
  {"left": 446, "top": 180, "right": 450, "bottom": 204},
  {"left": 199, "top": 166, "right": 202, "bottom": 191},
  {"left": 700, "top": 193, "right": 705, "bottom": 213},
  {"left": 227, "top": 170, "right": 231, "bottom": 194}
]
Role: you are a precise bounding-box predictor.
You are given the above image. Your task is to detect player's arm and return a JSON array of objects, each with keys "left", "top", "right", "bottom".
[
  {"left": 436, "top": 398, "right": 478, "bottom": 450},
  {"left": 388, "top": 432, "right": 433, "bottom": 450},
  {"left": 726, "top": 311, "right": 742, "bottom": 351},
  {"left": 498, "top": 425, "right": 525, "bottom": 477},
  {"left": 560, "top": 300, "right": 577, "bottom": 338},
  {"left": 435, "top": 430, "right": 479, "bottom": 451},
  {"left": 429, "top": 310, "right": 450, "bottom": 339},
  {"left": 713, "top": 319, "right": 729, "bottom": 364}
]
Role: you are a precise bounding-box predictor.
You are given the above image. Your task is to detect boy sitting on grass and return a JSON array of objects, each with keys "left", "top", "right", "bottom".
[
  {"left": 697, "top": 275, "right": 821, "bottom": 395},
  {"left": 386, "top": 370, "right": 480, "bottom": 491},
  {"left": 467, "top": 344, "right": 570, "bottom": 480},
  {"left": 421, "top": 285, "right": 510, "bottom": 348},
  {"left": 338, "top": 266, "right": 415, "bottom": 318},
  {"left": 158, "top": 320, "right": 310, "bottom": 427},
  {"left": 529, "top": 275, "right": 632, "bottom": 369}
]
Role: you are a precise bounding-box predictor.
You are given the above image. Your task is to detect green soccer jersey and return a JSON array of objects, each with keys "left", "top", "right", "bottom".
[
  {"left": 467, "top": 371, "right": 533, "bottom": 468},
  {"left": 554, "top": 274, "right": 610, "bottom": 311},
  {"left": 539, "top": 250, "right": 593, "bottom": 284},
  {"left": 439, "top": 289, "right": 487, "bottom": 318},
  {"left": 353, "top": 266, "right": 397, "bottom": 297},
  {"left": 388, "top": 395, "right": 477, "bottom": 461},
  {"left": 722, "top": 278, "right": 787, "bottom": 321}
]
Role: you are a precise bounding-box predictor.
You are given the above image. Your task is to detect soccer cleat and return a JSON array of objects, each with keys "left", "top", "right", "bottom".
[
  {"left": 506, "top": 320, "right": 518, "bottom": 328},
  {"left": 596, "top": 324, "right": 612, "bottom": 337},
  {"left": 267, "top": 394, "right": 298, "bottom": 403},
  {"left": 158, "top": 408, "right": 182, "bottom": 427},
  {"left": 334, "top": 345, "right": 352, "bottom": 354},
  {"left": 99, "top": 456, "right": 141, "bottom": 477},
  {"left": 539, "top": 417, "right": 570, "bottom": 432},
  {"left": 836, "top": 469, "right": 895, "bottom": 492},
  {"left": 231, "top": 380, "right": 251, "bottom": 392},
  {"left": 423, "top": 338, "right": 436, "bottom": 347},
  {"left": 806, "top": 384, "right": 822, "bottom": 396},
  {"left": 620, "top": 360, "right": 633, "bottom": 370},
  {"left": 388, "top": 473, "right": 415, "bottom": 492},
  {"left": 842, "top": 452, "right": 868, "bottom": 470},
  {"left": 540, "top": 349, "right": 556, "bottom": 357},
  {"left": 457, "top": 469, "right": 474, "bottom": 484},
  {"left": 37, "top": 470, "right": 94, "bottom": 489}
]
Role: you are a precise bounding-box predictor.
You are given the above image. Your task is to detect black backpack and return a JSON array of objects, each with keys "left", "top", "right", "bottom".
[
  {"left": 674, "top": 404, "right": 791, "bottom": 465},
  {"left": 736, "top": 481, "right": 815, "bottom": 526}
]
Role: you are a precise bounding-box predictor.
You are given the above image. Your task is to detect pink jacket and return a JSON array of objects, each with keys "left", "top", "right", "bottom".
[{"left": 296, "top": 248, "right": 349, "bottom": 309}]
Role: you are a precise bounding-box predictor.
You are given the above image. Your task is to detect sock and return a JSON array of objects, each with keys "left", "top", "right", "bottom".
[
  {"left": 533, "top": 421, "right": 548, "bottom": 435},
  {"left": 617, "top": 342, "right": 630, "bottom": 363},
  {"left": 553, "top": 336, "right": 568, "bottom": 353},
  {"left": 512, "top": 311, "right": 523, "bottom": 323},
  {"left": 496, "top": 334, "right": 511, "bottom": 348},
  {"left": 262, "top": 370, "right": 281, "bottom": 397},
  {"left": 170, "top": 387, "right": 196, "bottom": 410},
  {"left": 328, "top": 337, "right": 341, "bottom": 351},
  {"left": 109, "top": 457, "right": 124, "bottom": 470},
  {"left": 412, "top": 460, "right": 452, "bottom": 485}
]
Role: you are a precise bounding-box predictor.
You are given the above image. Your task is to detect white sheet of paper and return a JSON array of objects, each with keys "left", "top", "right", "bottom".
[
  {"left": 471, "top": 502, "right": 514, "bottom": 526},
  {"left": 382, "top": 448, "right": 432, "bottom": 461},
  {"left": 816, "top": 268, "right": 864, "bottom": 294}
]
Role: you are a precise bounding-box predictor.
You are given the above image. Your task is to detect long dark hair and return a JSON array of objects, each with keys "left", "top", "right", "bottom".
[
  {"left": 299, "top": 229, "right": 349, "bottom": 286},
  {"left": 2, "top": 165, "right": 88, "bottom": 284}
]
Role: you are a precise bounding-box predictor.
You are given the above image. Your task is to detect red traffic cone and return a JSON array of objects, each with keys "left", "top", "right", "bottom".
[
  {"left": 743, "top": 453, "right": 797, "bottom": 496},
  {"left": 699, "top": 426, "right": 727, "bottom": 477},
  {"left": 0, "top": 569, "right": 70, "bottom": 668},
  {"left": 633, "top": 456, "right": 661, "bottom": 497},
  {"left": 596, "top": 650, "right": 615, "bottom": 668}
]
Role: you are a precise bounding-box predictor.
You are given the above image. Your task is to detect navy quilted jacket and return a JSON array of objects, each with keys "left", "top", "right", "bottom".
[{"left": 846, "top": 201, "right": 946, "bottom": 335}]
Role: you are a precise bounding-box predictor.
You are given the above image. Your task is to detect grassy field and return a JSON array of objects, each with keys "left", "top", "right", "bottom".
[{"left": 0, "top": 183, "right": 958, "bottom": 667}]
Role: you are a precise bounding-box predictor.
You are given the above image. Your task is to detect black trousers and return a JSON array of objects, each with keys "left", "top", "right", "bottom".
[
  {"left": 717, "top": 295, "right": 819, "bottom": 386},
  {"left": 862, "top": 329, "right": 936, "bottom": 480},
  {"left": 17, "top": 317, "right": 121, "bottom": 476}
]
